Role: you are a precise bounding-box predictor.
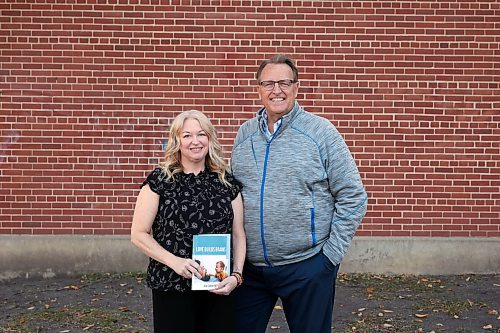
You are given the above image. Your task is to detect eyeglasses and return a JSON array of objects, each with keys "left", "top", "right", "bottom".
[{"left": 259, "top": 79, "right": 297, "bottom": 91}]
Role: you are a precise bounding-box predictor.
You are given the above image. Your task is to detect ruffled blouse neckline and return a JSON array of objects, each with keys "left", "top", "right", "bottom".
[{"left": 181, "top": 169, "right": 208, "bottom": 178}]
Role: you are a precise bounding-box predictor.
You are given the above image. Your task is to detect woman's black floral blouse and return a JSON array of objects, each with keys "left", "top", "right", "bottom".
[{"left": 141, "top": 167, "right": 242, "bottom": 292}]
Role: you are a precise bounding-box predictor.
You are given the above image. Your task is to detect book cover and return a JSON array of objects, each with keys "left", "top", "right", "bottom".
[{"left": 191, "top": 234, "right": 231, "bottom": 290}]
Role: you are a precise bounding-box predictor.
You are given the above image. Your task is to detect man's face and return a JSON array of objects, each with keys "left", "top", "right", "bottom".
[
  {"left": 258, "top": 63, "right": 299, "bottom": 123},
  {"left": 215, "top": 262, "right": 223, "bottom": 272}
]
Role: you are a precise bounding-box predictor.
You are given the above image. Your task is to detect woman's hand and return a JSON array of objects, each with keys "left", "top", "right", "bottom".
[
  {"left": 210, "top": 275, "right": 238, "bottom": 295},
  {"left": 170, "top": 257, "right": 202, "bottom": 279}
]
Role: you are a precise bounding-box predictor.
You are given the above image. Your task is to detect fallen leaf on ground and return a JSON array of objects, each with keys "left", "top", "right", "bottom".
[
  {"left": 65, "top": 285, "right": 79, "bottom": 290},
  {"left": 487, "top": 309, "right": 497, "bottom": 315},
  {"left": 274, "top": 305, "right": 282, "bottom": 310},
  {"left": 483, "top": 324, "right": 492, "bottom": 330},
  {"left": 415, "top": 313, "right": 428, "bottom": 318}
]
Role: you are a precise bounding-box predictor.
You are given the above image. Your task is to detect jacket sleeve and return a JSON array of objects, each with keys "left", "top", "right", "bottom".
[{"left": 320, "top": 122, "right": 368, "bottom": 266}]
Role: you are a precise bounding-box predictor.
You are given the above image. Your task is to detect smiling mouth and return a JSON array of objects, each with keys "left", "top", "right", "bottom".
[{"left": 271, "top": 97, "right": 284, "bottom": 102}]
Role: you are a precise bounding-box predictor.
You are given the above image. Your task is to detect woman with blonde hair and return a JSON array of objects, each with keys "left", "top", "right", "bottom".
[{"left": 131, "top": 110, "right": 245, "bottom": 333}]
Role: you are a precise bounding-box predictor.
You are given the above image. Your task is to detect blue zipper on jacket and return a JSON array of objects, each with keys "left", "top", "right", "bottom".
[
  {"left": 260, "top": 142, "right": 272, "bottom": 266},
  {"left": 259, "top": 122, "right": 282, "bottom": 267}
]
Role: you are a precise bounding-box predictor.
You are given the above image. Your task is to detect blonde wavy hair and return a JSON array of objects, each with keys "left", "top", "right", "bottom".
[{"left": 160, "top": 110, "right": 230, "bottom": 186}]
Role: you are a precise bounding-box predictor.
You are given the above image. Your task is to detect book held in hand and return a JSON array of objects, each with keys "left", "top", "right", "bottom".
[{"left": 192, "top": 234, "right": 231, "bottom": 290}]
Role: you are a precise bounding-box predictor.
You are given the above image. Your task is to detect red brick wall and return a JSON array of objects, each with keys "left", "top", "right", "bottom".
[{"left": 1, "top": 1, "right": 499, "bottom": 237}]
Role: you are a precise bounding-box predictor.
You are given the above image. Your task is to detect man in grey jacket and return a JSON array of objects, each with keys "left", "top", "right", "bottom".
[{"left": 231, "top": 54, "right": 368, "bottom": 333}]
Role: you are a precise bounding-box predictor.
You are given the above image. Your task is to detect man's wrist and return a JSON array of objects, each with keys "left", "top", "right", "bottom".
[{"left": 231, "top": 271, "right": 243, "bottom": 286}]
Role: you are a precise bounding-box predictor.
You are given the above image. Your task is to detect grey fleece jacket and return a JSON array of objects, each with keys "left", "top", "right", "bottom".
[{"left": 231, "top": 102, "right": 368, "bottom": 267}]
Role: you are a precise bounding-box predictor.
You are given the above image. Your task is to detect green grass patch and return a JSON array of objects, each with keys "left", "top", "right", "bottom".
[
  {"left": 338, "top": 273, "right": 447, "bottom": 300},
  {"left": 79, "top": 272, "right": 146, "bottom": 284},
  {"left": 416, "top": 298, "right": 473, "bottom": 317},
  {"left": 0, "top": 306, "right": 147, "bottom": 333},
  {"left": 332, "top": 311, "right": 419, "bottom": 333}
]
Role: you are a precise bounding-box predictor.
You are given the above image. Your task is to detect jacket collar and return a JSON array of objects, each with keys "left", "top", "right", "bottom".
[{"left": 257, "top": 101, "right": 301, "bottom": 139}]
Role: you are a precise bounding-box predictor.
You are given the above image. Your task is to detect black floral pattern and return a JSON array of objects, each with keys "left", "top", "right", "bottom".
[{"left": 141, "top": 167, "right": 241, "bottom": 292}]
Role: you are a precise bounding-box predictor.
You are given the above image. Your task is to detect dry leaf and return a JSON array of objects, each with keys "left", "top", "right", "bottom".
[
  {"left": 65, "top": 285, "right": 79, "bottom": 290},
  {"left": 83, "top": 324, "right": 95, "bottom": 330},
  {"left": 382, "top": 323, "right": 393, "bottom": 328},
  {"left": 270, "top": 326, "right": 280, "bottom": 329},
  {"left": 487, "top": 309, "right": 497, "bottom": 315},
  {"left": 482, "top": 324, "right": 492, "bottom": 330},
  {"left": 274, "top": 305, "right": 282, "bottom": 310},
  {"left": 415, "top": 313, "right": 428, "bottom": 318}
]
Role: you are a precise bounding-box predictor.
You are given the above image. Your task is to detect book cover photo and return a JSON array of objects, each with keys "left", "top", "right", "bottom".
[{"left": 192, "top": 234, "right": 231, "bottom": 290}]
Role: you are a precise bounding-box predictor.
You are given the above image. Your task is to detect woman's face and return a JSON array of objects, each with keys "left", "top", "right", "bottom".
[{"left": 179, "top": 118, "right": 209, "bottom": 166}]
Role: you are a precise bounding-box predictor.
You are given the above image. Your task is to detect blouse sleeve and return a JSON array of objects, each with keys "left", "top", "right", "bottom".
[
  {"left": 226, "top": 173, "right": 242, "bottom": 201},
  {"left": 141, "top": 167, "right": 165, "bottom": 195}
]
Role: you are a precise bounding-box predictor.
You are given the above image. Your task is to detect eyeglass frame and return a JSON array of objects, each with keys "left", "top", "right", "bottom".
[{"left": 258, "top": 79, "right": 298, "bottom": 91}]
